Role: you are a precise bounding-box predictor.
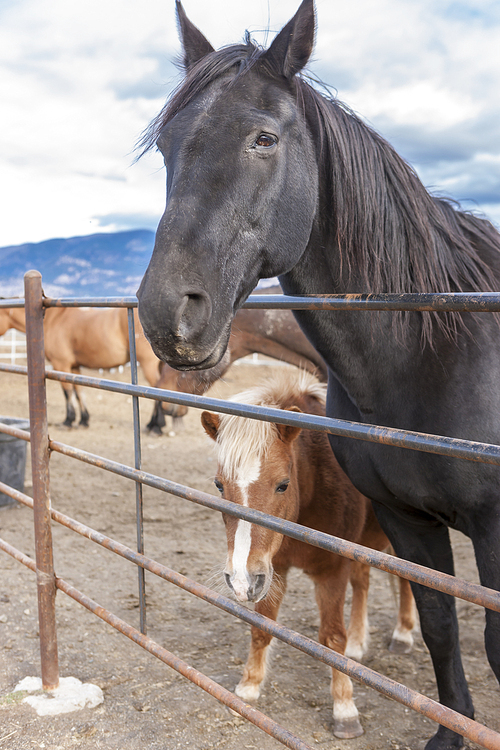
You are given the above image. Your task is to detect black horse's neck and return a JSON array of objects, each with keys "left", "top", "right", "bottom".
[{"left": 290, "top": 78, "right": 500, "bottom": 346}]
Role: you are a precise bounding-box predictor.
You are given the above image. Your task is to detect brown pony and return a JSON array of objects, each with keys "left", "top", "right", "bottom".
[
  {"left": 148, "top": 305, "right": 328, "bottom": 433},
  {"left": 201, "top": 371, "right": 416, "bottom": 739},
  {"left": 0, "top": 306, "right": 161, "bottom": 427}
]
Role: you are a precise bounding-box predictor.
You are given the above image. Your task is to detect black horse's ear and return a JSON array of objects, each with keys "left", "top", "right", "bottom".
[
  {"left": 176, "top": 0, "right": 215, "bottom": 70},
  {"left": 262, "top": 0, "right": 315, "bottom": 79}
]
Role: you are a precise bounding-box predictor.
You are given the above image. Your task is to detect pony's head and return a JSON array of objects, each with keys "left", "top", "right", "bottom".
[
  {"left": 137, "top": 0, "right": 318, "bottom": 369},
  {"left": 201, "top": 370, "right": 325, "bottom": 602}
]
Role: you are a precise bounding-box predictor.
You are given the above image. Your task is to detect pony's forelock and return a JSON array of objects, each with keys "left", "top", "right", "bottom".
[{"left": 215, "top": 370, "right": 326, "bottom": 481}]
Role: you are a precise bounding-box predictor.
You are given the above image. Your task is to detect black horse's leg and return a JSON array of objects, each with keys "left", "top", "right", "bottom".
[
  {"left": 469, "top": 515, "right": 500, "bottom": 684},
  {"left": 372, "top": 502, "right": 474, "bottom": 750},
  {"left": 146, "top": 401, "right": 166, "bottom": 434}
]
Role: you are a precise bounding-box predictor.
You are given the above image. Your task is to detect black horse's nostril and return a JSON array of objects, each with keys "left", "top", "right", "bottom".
[
  {"left": 176, "top": 291, "right": 212, "bottom": 341},
  {"left": 224, "top": 573, "right": 233, "bottom": 591}
]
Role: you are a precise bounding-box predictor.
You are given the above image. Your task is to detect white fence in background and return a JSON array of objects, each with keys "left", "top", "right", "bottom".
[{"left": 0, "top": 329, "right": 27, "bottom": 364}]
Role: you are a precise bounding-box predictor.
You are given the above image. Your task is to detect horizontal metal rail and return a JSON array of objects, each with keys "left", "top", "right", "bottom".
[
  {"left": 244, "top": 292, "right": 500, "bottom": 312},
  {"left": 2, "top": 373, "right": 500, "bottom": 612},
  {"left": 2, "top": 415, "right": 499, "bottom": 611},
  {"left": 35, "top": 291, "right": 500, "bottom": 311},
  {"left": 4, "top": 291, "right": 500, "bottom": 312},
  {"left": 2, "top": 489, "right": 500, "bottom": 750},
  {"left": 3, "top": 362, "right": 500, "bottom": 466},
  {"left": 0, "top": 298, "right": 26, "bottom": 309}
]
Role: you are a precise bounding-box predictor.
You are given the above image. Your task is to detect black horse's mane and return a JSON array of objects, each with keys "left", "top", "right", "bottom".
[{"left": 138, "top": 41, "right": 500, "bottom": 343}]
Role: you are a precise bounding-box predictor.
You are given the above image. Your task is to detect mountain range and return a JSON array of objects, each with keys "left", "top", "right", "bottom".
[
  {"left": 0, "top": 230, "right": 279, "bottom": 299},
  {"left": 0, "top": 230, "right": 155, "bottom": 298}
]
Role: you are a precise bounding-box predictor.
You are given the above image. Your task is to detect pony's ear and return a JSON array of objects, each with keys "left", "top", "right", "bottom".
[
  {"left": 201, "top": 411, "right": 220, "bottom": 441},
  {"left": 176, "top": 0, "right": 215, "bottom": 70},
  {"left": 277, "top": 406, "right": 302, "bottom": 444},
  {"left": 261, "top": 0, "right": 315, "bottom": 79}
]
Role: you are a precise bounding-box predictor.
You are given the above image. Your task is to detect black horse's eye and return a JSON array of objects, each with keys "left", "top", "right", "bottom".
[
  {"left": 276, "top": 481, "right": 289, "bottom": 494},
  {"left": 255, "top": 133, "right": 277, "bottom": 149},
  {"left": 214, "top": 479, "right": 224, "bottom": 494}
]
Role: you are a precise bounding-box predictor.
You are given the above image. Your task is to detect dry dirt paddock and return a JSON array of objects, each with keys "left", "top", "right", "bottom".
[{"left": 0, "top": 363, "right": 499, "bottom": 750}]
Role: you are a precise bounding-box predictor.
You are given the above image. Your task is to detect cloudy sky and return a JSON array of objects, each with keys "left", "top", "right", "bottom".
[{"left": 1, "top": 0, "right": 499, "bottom": 248}]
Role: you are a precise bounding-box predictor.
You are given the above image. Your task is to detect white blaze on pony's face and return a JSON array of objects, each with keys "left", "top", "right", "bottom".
[
  {"left": 223, "top": 453, "right": 267, "bottom": 603},
  {"left": 201, "top": 379, "right": 305, "bottom": 603}
]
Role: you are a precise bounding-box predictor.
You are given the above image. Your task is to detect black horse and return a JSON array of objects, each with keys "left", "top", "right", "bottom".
[{"left": 137, "top": 2, "right": 500, "bottom": 749}]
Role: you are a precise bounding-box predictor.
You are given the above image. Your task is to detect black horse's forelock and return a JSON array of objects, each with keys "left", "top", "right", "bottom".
[
  {"left": 136, "top": 42, "right": 265, "bottom": 157},
  {"left": 138, "top": 40, "right": 500, "bottom": 344}
]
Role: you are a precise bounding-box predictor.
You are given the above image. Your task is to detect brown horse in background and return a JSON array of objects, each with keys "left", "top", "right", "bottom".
[
  {"left": 0, "top": 306, "right": 161, "bottom": 427},
  {"left": 1, "top": 298, "right": 326, "bottom": 432},
  {"left": 147, "top": 304, "right": 328, "bottom": 433},
  {"left": 202, "top": 370, "right": 416, "bottom": 740}
]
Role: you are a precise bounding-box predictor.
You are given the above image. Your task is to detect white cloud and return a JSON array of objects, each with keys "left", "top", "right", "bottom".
[{"left": 0, "top": 0, "right": 499, "bottom": 246}]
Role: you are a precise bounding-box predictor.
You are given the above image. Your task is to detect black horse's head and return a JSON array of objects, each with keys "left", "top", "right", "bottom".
[{"left": 137, "top": 0, "right": 318, "bottom": 369}]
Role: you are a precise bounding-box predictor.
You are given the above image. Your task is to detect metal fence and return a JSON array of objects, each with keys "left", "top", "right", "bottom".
[{"left": 1, "top": 270, "right": 500, "bottom": 750}]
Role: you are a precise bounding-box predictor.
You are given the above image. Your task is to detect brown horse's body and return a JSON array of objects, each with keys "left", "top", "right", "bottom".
[
  {"left": 202, "top": 371, "right": 415, "bottom": 740},
  {"left": 148, "top": 304, "right": 328, "bottom": 432},
  {"left": 0, "top": 306, "right": 161, "bottom": 427},
  {"left": 1, "top": 302, "right": 326, "bottom": 431}
]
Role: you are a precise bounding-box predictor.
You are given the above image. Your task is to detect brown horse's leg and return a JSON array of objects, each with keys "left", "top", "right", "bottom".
[
  {"left": 61, "top": 384, "right": 78, "bottom": 428},
  {"left": 345, "top": 561, "right": 370, "bottom": 661},
  {"left": 313, "top": 564, "right": 363, "bottom": 739},
  {"left": 67, "top": 367, "right": 89, "bottom": 427},
  {"left": 146, "top": 401, "right": 166, "bottom": 434},
  {"left": 235, "top": 571, "right": 287, "bottom": 702},
  {"left": 74, "top": 385, "right": 90, "bottom": 427},
  {"left": 389, "top": 576, "right": 416, "bottom": 654}
]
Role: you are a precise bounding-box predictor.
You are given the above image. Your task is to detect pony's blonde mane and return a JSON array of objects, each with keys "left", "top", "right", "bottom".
[{"left": 215, "top": 370, "right": 326, "bottom": 480}]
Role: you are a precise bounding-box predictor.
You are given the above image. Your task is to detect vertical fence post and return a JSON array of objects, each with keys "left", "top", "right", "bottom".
[
  {"left": 24, "top": 270, "right": 59, "bottom": 690},
  {"left": 128, "top": 306, "right": 147, "bottom": 634}
]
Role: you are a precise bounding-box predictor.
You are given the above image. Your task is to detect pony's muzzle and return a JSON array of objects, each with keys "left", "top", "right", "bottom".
[{"left": 224, "top": 572, "right": 267, "bottom": 603}]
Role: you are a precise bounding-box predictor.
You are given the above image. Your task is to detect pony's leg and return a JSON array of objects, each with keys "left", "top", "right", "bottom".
[
  {"left": 313, "top": 566, "right": 364, "bottom": 739},
  {"left": 469, "top": 517, "right": 500, "bottom": 685},
  {"left": 389, "top": 576, "right": 416, "bottom": 654},
  {"left": 345, "top": 561, "right": 370, "bottom": 661},
  {"left": 373, "top": 502, "right": 473, "bottom": 750},
  {"left": 235, "top": 571, "right": 287, "bottom": 702}
]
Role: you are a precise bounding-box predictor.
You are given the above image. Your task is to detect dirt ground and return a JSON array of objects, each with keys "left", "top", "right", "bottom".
[{"left": 0, "top": 363, "right": 499, "bottom": 750}]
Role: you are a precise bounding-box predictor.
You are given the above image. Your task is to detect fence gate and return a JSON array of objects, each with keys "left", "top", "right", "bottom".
[{"left": 1, "top": 270, "right": 500, "bottom": 750}]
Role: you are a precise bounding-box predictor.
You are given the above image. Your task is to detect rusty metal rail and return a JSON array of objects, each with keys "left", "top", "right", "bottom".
[
  {"left": 16, "top": 290, "right": 500, "bottom": 311},
  {"left": 2, "top": 362, "right": 500, "bottom": 466},
  {"left": 1, "top": 276, "right": 500, "bottom": 749},
  {"left": 0, "top": 417, "right": 498, "bottom": 612}
]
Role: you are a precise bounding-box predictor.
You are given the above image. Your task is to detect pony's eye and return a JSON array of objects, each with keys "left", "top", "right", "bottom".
[
  {"left": 255, "top": 133, "right": 277, "bottom": 149},
  {"left": 214, "top": 479, "right": 224, "bottom": 494},
  {"left": 276, "top": 481, "right": 289, "bottom": 494}
]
